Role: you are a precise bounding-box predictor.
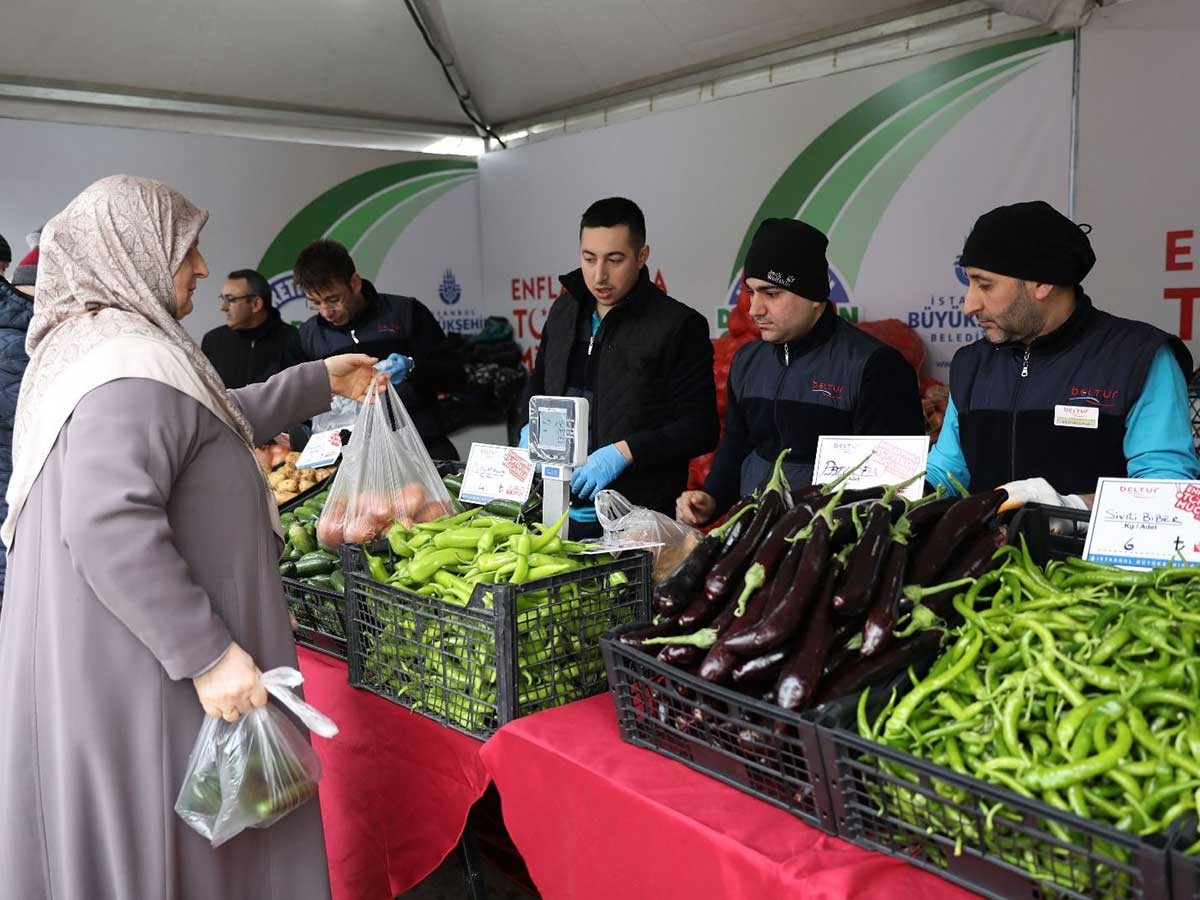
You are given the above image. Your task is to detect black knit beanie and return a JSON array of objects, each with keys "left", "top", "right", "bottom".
[
  {"left": 743, "top": 218, "right": 830, "bottom": 302},
  {"left": 959, "top": 201, "right": 1096, "bottom": 286}
]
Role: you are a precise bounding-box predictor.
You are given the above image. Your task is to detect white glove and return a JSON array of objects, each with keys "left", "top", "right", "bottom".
[{"left": 999, "top": 477, "right": 1086, "bottom": 513}]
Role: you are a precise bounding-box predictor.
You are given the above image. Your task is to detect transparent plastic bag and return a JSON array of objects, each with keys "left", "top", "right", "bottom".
[
  {"left": 595, "top": 490, "right": 702, "bottom": 584},
  {"left": 175, "top": 667, "right": 338, "bottom": 848},
  {"left": 311, "top": 394, "right": 360, "bottom": 435},
  {"left": 316, "top": 381, "right": 454, "bottom": 548}
]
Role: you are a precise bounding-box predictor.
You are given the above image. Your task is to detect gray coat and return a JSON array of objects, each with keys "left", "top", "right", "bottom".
[{"left": 0, "top": 361, "right": 334, "bottom": 900}]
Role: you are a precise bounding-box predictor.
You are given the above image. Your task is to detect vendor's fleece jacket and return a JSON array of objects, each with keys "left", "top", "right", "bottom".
[{"left": 0, "top": 278, "right": 33, "bottom": 593}]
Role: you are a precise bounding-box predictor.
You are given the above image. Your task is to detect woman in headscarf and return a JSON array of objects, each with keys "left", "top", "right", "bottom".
[{"left": 0, "top": 175, "right": 377, "bottom": 899}]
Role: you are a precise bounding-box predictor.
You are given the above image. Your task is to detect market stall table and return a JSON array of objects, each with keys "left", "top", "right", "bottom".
[
  {"left": 298, "top": 647, "right": 491, "bottom": 900},
  {"left": 480, "top": 694, "right": 977, "bottom": 900}
]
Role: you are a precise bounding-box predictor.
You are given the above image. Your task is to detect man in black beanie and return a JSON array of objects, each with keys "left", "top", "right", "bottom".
[
  {"left": 926, "top": 200, "right": 1199, "bottom": 507},
  {"left": 678, "top": 218, "right": 924, "bottom": 525}
]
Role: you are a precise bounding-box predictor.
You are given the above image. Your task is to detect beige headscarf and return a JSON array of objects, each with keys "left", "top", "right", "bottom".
[{"left": 3, "top": 175, "right": 268, "bottom": 548}]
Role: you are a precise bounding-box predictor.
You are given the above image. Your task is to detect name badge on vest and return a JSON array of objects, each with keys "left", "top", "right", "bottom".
[{"left": 1054, "top": 404, "right": 1100, "bottom": 429}]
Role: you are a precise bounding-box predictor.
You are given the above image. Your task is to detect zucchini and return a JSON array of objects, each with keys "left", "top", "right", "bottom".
[
  {"left": 294, "top": 552, "right": 335, "bottom": 578},
  {"left": 443, "top": 474, "right": 464, "bottom": 497},
  {"left": 307, "top": 574, "right": 335, "bottom": 591},
  {"left": 482, "top": 498, "right": 523, "bottom": 519},
  {"left": 279, "top": 560, "right": 297, "bottom": 577}
]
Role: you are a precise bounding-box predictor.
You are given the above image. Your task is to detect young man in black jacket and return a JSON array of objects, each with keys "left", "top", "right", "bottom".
[
  {"left": 285, "top": 240, "right": 465, "bottom": 459},
  {"left": 201, "top": 269, "right": 297, "bottom": 389},
  {"left": 677, "top": 217, "right": 926, "bottom": 526},
  {"left": 520, "top": 198, "right": 719, "bottom": 533}
]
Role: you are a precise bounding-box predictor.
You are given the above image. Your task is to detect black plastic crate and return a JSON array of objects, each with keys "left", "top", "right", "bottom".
[
  {"left": 1169, "top": 817, "right": 1200, "bottom": 899},
  {"left": 1006, "top": 502, "right": 1090, "bottom": 566},
  {"left": 600, "top": 623, "right": 837, "bottom": 833},
  {"left": 343, "top": 543, "right": 651, "bottom": 739},
  {"left": 278, "top": 478, "right": 343, "bottom": 658},
  {"left": 816, "top": 682, "right": 1172, "bottom": 900},
  {"left": 283, "top": 575, "right": 348, "bottom": 658}
]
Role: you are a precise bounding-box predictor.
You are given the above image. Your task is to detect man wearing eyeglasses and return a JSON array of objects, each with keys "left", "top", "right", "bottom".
[
  {"left": 201, "top": 269, "right": 297, "bottom": 390},
  {"left": 285, "top": 240, "right": 465, "bottom": 459}
]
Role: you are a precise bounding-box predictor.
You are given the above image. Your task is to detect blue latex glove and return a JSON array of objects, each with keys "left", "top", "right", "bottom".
[
  {"left": 568, "top": 505, "right": 598, "bottom": 523},
  {"left": 518, "top": 424, "right": 529, "bottom": 449},
  {"left": 570, "top": 444, "right": 630, "bottom": 501},
  {"left": 376, "top": 353, "right": 413, "bottom": 386}
]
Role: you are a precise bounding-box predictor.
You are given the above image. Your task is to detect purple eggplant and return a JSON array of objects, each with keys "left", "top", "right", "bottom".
[
  {"left": 683, "top": 502, "right": 811, "bottom": 630},
  {"left": 653, "top": 502, "right": 755, "bottom": 616},
  {"left": 723, "top": 516, "right": 832, "bottom": 655},
  {"left": 618, "top": 618, "right": 684, "bottom": 650},
  {"left": 908, "top": 524, "right": 1008, "bottom": 619},
  {"left": 813, "top": 628, "right": 944, "bottom": 706},
  {"left": 731, "top": 648, "right": 788, "bottom": 685},
  {"left": 832, "top": 504, "right": 893, "bottom": 616},
  {"left": 860, "top": 541, "right": 909, "bottom": 657},
  {"left": 908, "top": 488, "right": 1007, "bottom": 585},
  {"left": 775, "top": 562, "right": 841, "bottom": 711}
]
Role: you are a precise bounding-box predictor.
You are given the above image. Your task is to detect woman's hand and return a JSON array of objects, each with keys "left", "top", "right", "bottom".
[
  {"left": 325, "top": 353, "right": 388, "bottom": 401},
  {"left": 193, "top": 641, "right": 268, "bottom": 722}
]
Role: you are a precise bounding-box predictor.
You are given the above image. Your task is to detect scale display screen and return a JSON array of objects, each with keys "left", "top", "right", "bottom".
[{"left": 539, "top": 408, "right": 570, "bottom": 452}]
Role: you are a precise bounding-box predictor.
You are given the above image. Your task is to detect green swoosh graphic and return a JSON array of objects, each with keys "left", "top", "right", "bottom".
[
  {"left": 728, "top": 33, "right": 1070, "bottom": 281},
  {"left": 258, "top": 159, "right": 477, "bottom": 277},
  {"left": 799, "top": 53, "right": 1042, "bottom": 233},
  {"left": 352, "top": 174, "right": 477, "bottom": 280},
  {"left": 829, "top": 62, "right": 1037, "bottom": 287},
  {"left": 326, "top": 171, "right": 475, "bottom": 251}
]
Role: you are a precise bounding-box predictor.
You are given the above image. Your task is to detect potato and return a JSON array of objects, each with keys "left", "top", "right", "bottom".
[
  {"left": 274, "top": 490, "right": 298, "bottom": 504},
  {"left": 268, "top": 469, "right": 288, "bottom": 488},
  {"left": 277, "top": 478, "right": 299, "bottom": 493},
  {"left": 285, "top": 451, "right": 301, "bottom": 465},
  {"left": 315, "top": 468, "right": 332, "bottom": 482}
]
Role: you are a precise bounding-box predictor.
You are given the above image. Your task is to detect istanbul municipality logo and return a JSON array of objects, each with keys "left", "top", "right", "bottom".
[{"left": 438, "top": 269, "right": 462, "bottom": 306}]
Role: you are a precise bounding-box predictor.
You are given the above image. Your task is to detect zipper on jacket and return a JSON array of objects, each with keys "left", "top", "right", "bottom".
[
  {"left": 772, "top": 346, "right": 790, "bottom": 461},
  {"left": 350, "top": 329, "right": 359, "bottom": 344},
  {"left": 1010, "top": 347, "right": 1030, "bottom": 479}
]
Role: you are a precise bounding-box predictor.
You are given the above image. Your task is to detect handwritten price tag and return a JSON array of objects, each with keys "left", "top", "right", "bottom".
[
  {"left": 459, "top": 443, "right": 536, "bottom": 506},
  {"left": 1082, "top": 478, "right": 1200, "bottom": 568},
  {"left": 812, "top": 435, "right": 930, "bottom": 501}
]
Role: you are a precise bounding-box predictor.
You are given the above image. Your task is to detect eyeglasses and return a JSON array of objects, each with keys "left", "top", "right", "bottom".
[
  {"left": 307, "top": 294, "right": 348, "bottom": 312},
  {"left": 218, "top": 293, "right": 258, "bottom": 305}
]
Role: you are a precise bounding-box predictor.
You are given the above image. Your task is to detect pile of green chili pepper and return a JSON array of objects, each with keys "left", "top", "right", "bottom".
[
  {"left": 859, "top": 542, "right": 1200, "bottom": 886},
  {"left": 356, "top": 507, "right": 636, "bottom": 734}
]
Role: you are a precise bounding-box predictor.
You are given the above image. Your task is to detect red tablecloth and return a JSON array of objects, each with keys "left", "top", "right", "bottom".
[
  {"left": 298, "top": 648, "right": 491, "bottom": 900},
  {"left": 479, "top": 694, "right": 977, "bottom": 900}
]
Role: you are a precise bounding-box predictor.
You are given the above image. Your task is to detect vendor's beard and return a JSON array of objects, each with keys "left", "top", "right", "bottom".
[{"left": 984, "top": 281, "right": 1044, "bottom": 344}]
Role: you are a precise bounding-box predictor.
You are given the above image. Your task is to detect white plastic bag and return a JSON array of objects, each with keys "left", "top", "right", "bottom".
[
  {"left": 316, "top": 381, "right": 454, "bottom": 547},
  {"left": 595, "top": 490, "right": 702, "bottom": 584},
  {"left": 175, "top": 667, "right": 338, "bottom": 848}
]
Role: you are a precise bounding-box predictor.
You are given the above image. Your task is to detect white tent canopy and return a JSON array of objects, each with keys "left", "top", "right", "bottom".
[{"left": 0, "top": 0, "right": 1104, "bottom": 152}]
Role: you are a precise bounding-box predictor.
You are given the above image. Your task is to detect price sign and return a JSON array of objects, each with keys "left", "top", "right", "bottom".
[
  {"left": 295, "top": 427, "right": 350, "bottom": 470},
  {"left": 812, "top": 435, "right": 930, "bottom": 501},
  {"left": 1082, "top": 478, "right": 1200, "bottom": 568},
  {"left": 459, "top": 443, "right": 536, "bottom": 506}
]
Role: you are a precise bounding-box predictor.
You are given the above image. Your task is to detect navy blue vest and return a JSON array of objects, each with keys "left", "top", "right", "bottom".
[
  {"left": 730, "top": 306, "right": 887, "bottom": 493},
  {"left": 950, "top": 293, "right": 1191, "bottom": 494}
]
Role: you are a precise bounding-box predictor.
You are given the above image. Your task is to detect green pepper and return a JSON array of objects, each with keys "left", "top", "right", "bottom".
[
  {"left": 414, "top": 507, "right": 480, "bottom": 532},
  {"left": 530, "top": 509, "right": 569, "bottom": 552},
  {"left": 433, "top": 528, "right": 485, "bottom": 550},
  {"left": 511, "top": 533, "right": 531, "bottom": 584},
  {"left": 408, "top": 547, "right": 475, "bottom": 582},
  {"left": 363, "top": 549, "right": 390, "bottom": 584}
]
